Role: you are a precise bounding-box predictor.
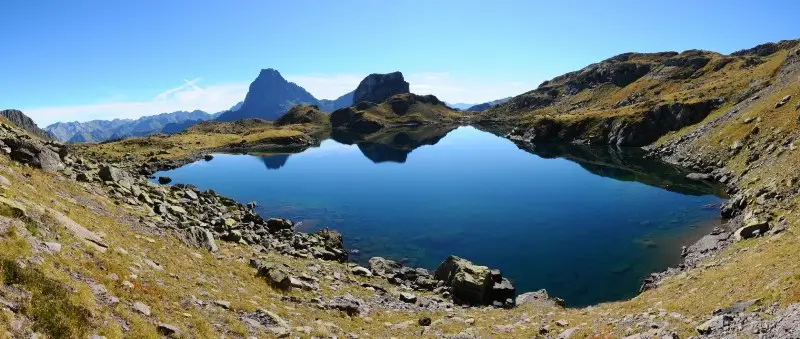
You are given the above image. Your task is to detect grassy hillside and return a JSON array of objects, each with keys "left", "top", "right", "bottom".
[{"left": 331, "top": 93, "right": 464, "bottom": 133}]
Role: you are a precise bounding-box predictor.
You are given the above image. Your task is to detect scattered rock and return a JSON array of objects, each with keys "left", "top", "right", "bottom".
[
  {"left": 351, "top": 266, "right": 372, "bottom": 277},
  {"left": 418, "top": 317, "right": 432, "bottom": 327},
  {"left": 515, "top": 289, "right": 565, "bottom": 308},
  {"left": 775, "top": 95, "right": 792, "bottom": 108},
  {"left": 43, "top": 242, "right": 62, "bottom": 253},
  {"left": 156, "top": 323, "right": 180, "bottom": 336},
  {"left": 132, "top": 301, "right": 151, "bottom": 316},
  {"left": 734, "top": 218, "right": 770, "bottom": 241},
  {"left": 98, "top": 165, "right": 126, "bottom": 183},
  {"left": 399, "top": 292, "right": 417, "bottom": 303},
  {"left": 47, "top": 208, "right": 108, "bottom": 252},
  {"left": 328, "top": 294, "right": 369, "bottom": 316},
  {"left": 696, "top": 314, "right": 731, "bottom": 334},
  {"left": 557, "top": 328, "right": 578, "bottom": 339},
  {"left": 182, "top": 226, "right": 219, "bottom": 252},
  {"left": 213, "top": 300, "right": 231, "bottom": 310}
]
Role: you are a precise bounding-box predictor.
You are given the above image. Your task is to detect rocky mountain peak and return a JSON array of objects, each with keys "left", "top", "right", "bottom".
[
  {"left": 352, "top": 72, "right": 410, "bottom": 105},
  {"left": 216, "top": 68, "right": 318, "bottom": 122}
]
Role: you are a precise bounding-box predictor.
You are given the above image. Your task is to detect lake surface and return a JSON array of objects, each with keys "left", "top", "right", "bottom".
[{"left": 155, "top": 126, "right": 724, "bottom": 306}]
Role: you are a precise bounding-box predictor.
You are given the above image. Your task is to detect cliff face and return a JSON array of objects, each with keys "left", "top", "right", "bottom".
[
  {"left": 0, "top": 109, "right": 54, "bottom": 140},
  {"left": 352, "top": 72, "right": 410, "bottom": 105}
]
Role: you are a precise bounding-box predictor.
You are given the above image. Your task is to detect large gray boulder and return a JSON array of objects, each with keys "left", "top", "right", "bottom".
[
  {"left": 182, "top": 226, "right": 219, "bottom": 252},
  {"left": 434, "top": 256, "right": 515, "bottom": 306},
  {"left": 98, "top": 165, "right": 127, "bottom": 183},
  {"left": 7, "top": 139, "right": 65, "bottom": 173},
  {"left": 352, "top": 72, "right": 410, "bottom": 105}
]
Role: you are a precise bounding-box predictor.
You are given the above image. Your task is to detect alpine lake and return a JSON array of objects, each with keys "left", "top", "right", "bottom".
[{"left": 154, "top": 126, "right": 725, "bottom": 307}]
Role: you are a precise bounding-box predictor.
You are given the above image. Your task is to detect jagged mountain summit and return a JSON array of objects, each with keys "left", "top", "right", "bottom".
[
  {"left": 0, "top": 109, "right": 54, "bottom": 140},
  {"left": 216, "top": 69, "right": 319, "bottom": 122}
]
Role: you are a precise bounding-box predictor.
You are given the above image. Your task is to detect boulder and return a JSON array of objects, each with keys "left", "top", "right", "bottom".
[
  {"left": 368, "top": 257, "right": 402, "bottom": 277},
  {"left": 775, "top": 95, "right": 792, "bottom": 108},
  {"left": 8, "top": 140, "right": 64, "bottom": 173},
  {"left": 266, "top": 218, "right": 293, "bottom": 232},
  {"left": 734, "top": 218, "right": 770, "bottom": 241},
  {"left": 98, "top": 165, "right": 126, "bottom": 183},
  {"left": 182, "top": 226, "right": 219, "bottom": 252},
  {"left": 254, "top": 260, "right": 292, "bottom": 291},
  {"left": 351, "top": 266, "right": 372, "bottom": 277},
  {"left": 515, "top": 289, "right": 565, "bottom": 308},
  {"left": 399, "top": 292, "right": 417, "bottom": 303},
  {"left": 434, "top": 256, "right": 516, "bottom": 306},
  {"left": 158, "top": 176, "right": 172, "bottom": 184},
  {"left": 157, "top": 323, "right": 180, "bottom": 336},
  {"left": 696, "top": 314, "right": 732, "bottom": 334},
  {"left": 327, "top": 294, "right": 369, "bottom": 316}
]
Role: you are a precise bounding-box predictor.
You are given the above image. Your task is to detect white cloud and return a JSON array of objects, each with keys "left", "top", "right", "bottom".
[
  {"left": 288, "top": 72, "right": 535, "bottom": 105},
  {"left": 26, "top": 80, "right": 249, "bottom": 127}
]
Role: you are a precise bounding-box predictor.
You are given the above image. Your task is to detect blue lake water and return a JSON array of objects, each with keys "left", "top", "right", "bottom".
[{"left": 155, "top": 126, "right": 724, "bottom": 306}]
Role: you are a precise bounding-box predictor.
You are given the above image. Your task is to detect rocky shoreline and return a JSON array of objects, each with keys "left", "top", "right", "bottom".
[{"left": 91, "top": 121, "right": 754, "bottom": 309}]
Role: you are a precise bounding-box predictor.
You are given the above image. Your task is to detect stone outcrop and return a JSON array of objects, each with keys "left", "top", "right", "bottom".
[
  {"left": 0, "top": 109, "right": 54, "bottom": 141},
  {"left": 352, "top": 72, "right": 410, "bottom": 105},
  {"left": 506, "top": 98, "right": 725, "bottom": 146},
  {"left": 0, "top": 123, "right": 65, "bottom": 173},
  {"left": 434, "top": 256, "right": 515, "bottom": 307}
]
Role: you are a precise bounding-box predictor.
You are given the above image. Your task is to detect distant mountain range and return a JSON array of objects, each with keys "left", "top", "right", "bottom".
[
  {"left": 465, "top": 97, "right": 512, "bottom": 112},
  {"left": 445, "top": 98, "right": 512, "bottom": 111},
  {"left": 46, "top": 109, "right": 226, "bottom": 143},
  {"left": 447, "top": 103, "right": 476, "bottom": 110}
]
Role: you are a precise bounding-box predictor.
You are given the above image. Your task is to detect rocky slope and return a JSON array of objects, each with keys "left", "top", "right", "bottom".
[{"left": 0, "top": 109, "right": 54, "bottom": 140}]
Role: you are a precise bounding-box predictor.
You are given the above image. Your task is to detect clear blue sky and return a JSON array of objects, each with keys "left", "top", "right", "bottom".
[{"left": 2, "top": 0, "right": 798, "bottom": 125}]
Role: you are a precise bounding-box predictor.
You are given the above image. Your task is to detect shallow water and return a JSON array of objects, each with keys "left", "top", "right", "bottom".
[{"left": 155, "top": 126, "right": 724, "bottom": 306}]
